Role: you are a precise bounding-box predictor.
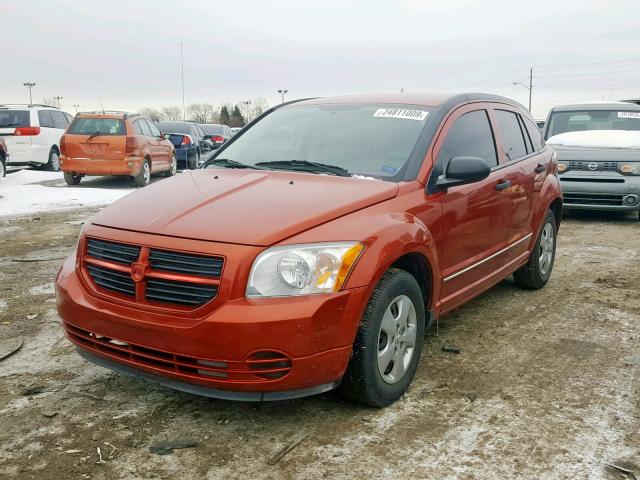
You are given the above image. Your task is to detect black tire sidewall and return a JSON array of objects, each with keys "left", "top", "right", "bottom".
[
  {"left": 0, "top": 158, "right": 5, "bottom": 177},
  {"left": 48, "top": 150, "right": 60, "bottom": 172}
]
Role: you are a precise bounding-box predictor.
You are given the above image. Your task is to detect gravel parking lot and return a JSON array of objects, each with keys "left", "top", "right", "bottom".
[{"left": 0, "top": 199, "right": 638, "bottom": 479}]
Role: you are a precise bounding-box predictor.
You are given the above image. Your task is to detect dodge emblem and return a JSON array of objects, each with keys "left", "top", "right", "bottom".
[{"left": 131, "top": 262, "right": 147, "bottom": 282}]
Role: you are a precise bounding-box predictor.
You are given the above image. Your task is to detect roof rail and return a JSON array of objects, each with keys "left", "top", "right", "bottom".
[
  {"left": 0, "top": 103, "right": 60, "bottom": 109},
  {"left": 77, "top": 110, "right": 137, "bottom": 119}
]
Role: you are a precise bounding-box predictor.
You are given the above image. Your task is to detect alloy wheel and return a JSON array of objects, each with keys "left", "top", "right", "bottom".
[
  {"left": 377, "top": 295, "right": 418, "bottom": 384},
  {"left": 538, "top": 222, "right": 554, "bottom": 276}
]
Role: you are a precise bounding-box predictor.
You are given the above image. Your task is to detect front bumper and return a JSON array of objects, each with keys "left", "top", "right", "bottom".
[
  {"left": 60, "top": 156, "right": 143, "bottom": 176},
  {"left": 560, "top": 172, "right": 640, "bottom": 211},
  {"left": 56, "top": 250, "right": 369, "bottom": 400}
]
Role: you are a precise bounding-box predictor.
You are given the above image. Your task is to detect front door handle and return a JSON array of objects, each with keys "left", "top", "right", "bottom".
[
  {"left": 534, "top": 164, "right": 546, "bottom": 174},
  {"left": 495, "top": 179, "right": 512, "bottom": 191}
]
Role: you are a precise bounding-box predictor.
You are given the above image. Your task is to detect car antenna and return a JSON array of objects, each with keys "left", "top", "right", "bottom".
[{"left": 99, "top": 96, "right": 105, "bottom": 114}]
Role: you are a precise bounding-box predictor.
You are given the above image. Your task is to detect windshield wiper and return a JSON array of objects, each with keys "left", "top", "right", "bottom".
[
  {"left": 85, "top": 130, "right": 101, "bottom": 141},
  {"left": 254, "top": 160, "right": 351, "bottom": 177},
  {"left": 202, "top": 158, "right": 266, "bottom": 170}
]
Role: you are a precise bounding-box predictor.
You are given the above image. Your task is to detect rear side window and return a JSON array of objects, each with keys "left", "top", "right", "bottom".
[
  {"left": 51, "top": 111, "right": 69, "bottom": 129},
  {"left": 139, "top": 120, "right": 152, "bottom": 136},
  {"left": 523, "top": 117, "right": 544, "bottom": 151},
  {"left": 495, "top": 110, "right": 528, "bottom": 161},
  {"left": 146, "top": 120, "right": 162, "bottom": 137},
  {"left": 0, "top": 110, "right": 30, "bottom": 128},
  {"left": 133, "top": 120, "right": 145, "bottom": 135},
  {"left": 38, "top": 110, "right": 55, "bottom": 128},
  {"left": 68, "top": 118, "right": 126, "bottom": 135},
  {"left": 437, "top": 110, "right": 498, "bottom": 167}
]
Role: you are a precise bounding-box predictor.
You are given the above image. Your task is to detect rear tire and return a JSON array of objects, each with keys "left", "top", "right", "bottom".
[
  {"left": 46, "top": 149, "right": 60, "bottom": 172},
  {"left": 514, "top": 209, "right": 557, "bottom": 289},
  {"left": 188, "top": 150, "right": 200, "bottom": 170},
  {"left": 133, "top": 159, "right": 151, "bottom": 187},
  {"left": 0, "top": 156, "right": 6, "bottom": 178},
  {"left": 63, "top": 172, "right": 81, "bottom": 186},
  {"left": 339, "top": 268, "right": 425, "bottom": 407},
  {"left": 164, "top": 154, "right": 177, "bottom": 177}
]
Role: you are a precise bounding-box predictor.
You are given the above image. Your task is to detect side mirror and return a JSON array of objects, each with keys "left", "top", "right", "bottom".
[{"left": 435, "top": 156, "right": 491, "bottom": 190}]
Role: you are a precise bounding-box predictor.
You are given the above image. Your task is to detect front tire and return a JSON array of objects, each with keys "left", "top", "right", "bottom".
[
  {"left": 0, "top": 156, "right": 5, "bottom": 178},
  {"left": 514, "top": 209, "right": 557, "bottom": 289},
  {"left": 63, "top": 172, "right": 81, "bottom": 185},
  {"left": 46, "top": 149, "right": 60, "bottom": 172},
  {"left": 339, "top": 268, "right": 425, "bottom": 407},
  {"left": 133, "top": 159, "right": 151, "bottom": 187}
]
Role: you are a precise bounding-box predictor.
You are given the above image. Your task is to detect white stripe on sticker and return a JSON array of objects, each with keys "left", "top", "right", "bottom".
[{"left": 373, "top": 108, "right": 428, "bottom": 121}]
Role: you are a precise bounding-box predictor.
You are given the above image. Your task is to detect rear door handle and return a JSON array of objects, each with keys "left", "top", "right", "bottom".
[
  {"left": 495, "top": 179, "right": 512, "bottom": 191},
  {"left": 534, "top": 164, "right": 546, "bottom": 174}
]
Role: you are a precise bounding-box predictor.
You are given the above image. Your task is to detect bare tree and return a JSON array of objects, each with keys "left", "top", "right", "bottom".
[
  {"left": 41, "top": 97, "right": 56, "bottom": 107},
  {"left": 161, "top": 106, "right": 182, "bottom": 121},
  {"left": 187, "top": 103, "right": 216, "bottom": 124},
  {"left": 249, "top": 97, "right": 268, "bottom": 122},
  {"left": 140, "top": 107, "right": 162, "bottom": 122}
]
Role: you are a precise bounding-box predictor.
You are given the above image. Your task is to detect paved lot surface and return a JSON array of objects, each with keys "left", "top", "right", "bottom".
[{"left": 0, "top": 205, "right": 638, "bottom": 479}]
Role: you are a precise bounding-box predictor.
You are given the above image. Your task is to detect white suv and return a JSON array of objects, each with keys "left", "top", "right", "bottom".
[{"left": 0, "top": 104, "right": 73, "bottom": 171}]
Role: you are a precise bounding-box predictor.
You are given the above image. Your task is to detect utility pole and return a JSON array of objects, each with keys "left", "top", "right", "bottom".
[
  {"left": 528, "top": 67, "right": 533, "bottom": 113},
  {"left": 54, "top": 96, "right": 63, "bottom": 108},
  {"left": 180, "top": 41, "right": 186, "bottom": 121},
  {"left": 23, "top": 82, "right": 36, "bottom": 104},
  {"left": 512, "top": 67, "right": 533, "bottom": 113},
  {"left": 277, "top": 89, "right": 288, "bottom": 104}
]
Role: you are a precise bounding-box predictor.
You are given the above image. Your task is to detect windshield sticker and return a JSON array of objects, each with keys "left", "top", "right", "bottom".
[
  {"left": 373, "top": 108, "right": 428, "bottom": 121},
  {"left": 618, "top": 111, "right": 640, "bottom": 119},
  {"left": 380, "top": 165, "right": 399, "bottom": 174}
]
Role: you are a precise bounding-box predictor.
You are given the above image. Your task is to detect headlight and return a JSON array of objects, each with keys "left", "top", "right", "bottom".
[
  {"left": 619, "top": 162, "right": 640, "bottom": 175},
  {"left": 557, "top": 162, "right": 568, "bottom": 173},
  {"left": 246, "top": 242, "right": 364, "bottom": 297}
]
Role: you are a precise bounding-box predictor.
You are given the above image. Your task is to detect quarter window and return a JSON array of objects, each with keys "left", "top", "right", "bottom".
[
  {"left": 436, "top": 110, "right": 498, "bottom": 168},
  {"left": 495, "top": 110, "right": 528, "bottom": 161},
  {"left": 523, "top": 117, "right": 544, "bottom": 151},
  {"left": 38, "top": 110, "right": 55, "bottom": 128},
  {"left": 146, "top": 120, "right": 162, "bottom": 137},
  {"left": 139, "top": 119, "right": 152, "bottom": 137},
  {"left": 133, "top": 120, "right": 145, "bottom": 135}
]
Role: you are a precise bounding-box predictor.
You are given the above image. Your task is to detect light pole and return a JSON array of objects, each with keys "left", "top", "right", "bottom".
[
  {"left": 23, "top": 82, "right": 36, "bottom": 104},
  {"left": 277, "top": 89, "right": 288, "bottom": 104},
  {"left": 512, "top": 67, "right": 533, "bottom": 112},
  {"left": 73, "top": 104, "right": 80, "bottom": 114},
  {"left": 240, "top": 100, "right": 251, "bottom": 125},
  {"left": 54, "top": 96, "right": 63, "bottom": 108}
]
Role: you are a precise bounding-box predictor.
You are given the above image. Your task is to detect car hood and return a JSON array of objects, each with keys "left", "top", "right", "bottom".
[{"left": 92, "top": 169, "right": 399, "bottom": 246}]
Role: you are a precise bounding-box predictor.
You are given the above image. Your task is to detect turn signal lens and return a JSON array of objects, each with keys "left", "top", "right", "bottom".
[
  {"left": 334, "top": 243, "right": 365, "bottom": 291},
  {"left": 557, "top": 162, "right": 568, "bottom": 173},
  {"left": 619, "top": 162, "right": 640, "bottom": 175}
]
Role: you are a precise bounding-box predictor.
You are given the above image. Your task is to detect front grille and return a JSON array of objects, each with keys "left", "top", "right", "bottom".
[
  {"left": 87, "top": 264, "right": 136, "bottom": 296},
  {"left": 146, "top": 278, "right": 218, "bottom": 306},
  {"left": 149, "top": 249, "right": 223, "bottom": 278},
  {"left": 64, "top": 323, "right": 293, "bottom": 383},
  {"left": 563, "top": 192, "right": 624, "bottom": 206},
  {"left": 87, "top": 238, "right": 140, "bottom": 265},
  {"left": 83, "top": 237, "right": 223, "bottom": 309},
  {"left": 568, "top": 161, "right": 618, "bottom": 172}
]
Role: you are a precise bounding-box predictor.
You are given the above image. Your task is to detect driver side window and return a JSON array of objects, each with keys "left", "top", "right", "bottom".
[{"left": 436, "top": 110, "right": 498, "bottom": 169}]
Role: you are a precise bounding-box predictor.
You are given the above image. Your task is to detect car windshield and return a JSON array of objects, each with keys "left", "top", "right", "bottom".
[
  {"left": 0, "top": 110, "right": 30, "bottom": 128},
  {"left": 206, "top": 103, "right": 432, "bottom": 180},
  {"left": 546, "top": 109, "right": 640, "bottom": 138},
  {"left": 68, "top": 118, "right": 125, "bottom": 135},
  {"left": 159, "top": 123, "right": 193, "bottom": 135}
]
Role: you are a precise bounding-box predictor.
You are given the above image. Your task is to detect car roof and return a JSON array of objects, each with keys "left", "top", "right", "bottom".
[
  {"left": 293, "top": 92, "right": 526, "bottom": 110},
  {"left": 76, "top": 111, "right": 136, "bottom": 119},
  {"left": 549, "top": 102, "right": 640, "bottom": 112}
]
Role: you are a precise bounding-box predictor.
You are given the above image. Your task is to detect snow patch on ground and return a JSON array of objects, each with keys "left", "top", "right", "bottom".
[
  {"left": 0, "top": 170, "right": 134, "bottom": 217},
  {"left": 547, "top": 129, "right": 640, "bottom": 149},
  {"left": 29, "top": 283, "right": 55, "bottom": 296}
]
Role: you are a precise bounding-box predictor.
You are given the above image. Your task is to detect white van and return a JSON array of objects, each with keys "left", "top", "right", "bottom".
[{"left": 0, "top": 104, "right": 73, "bottom": 171}]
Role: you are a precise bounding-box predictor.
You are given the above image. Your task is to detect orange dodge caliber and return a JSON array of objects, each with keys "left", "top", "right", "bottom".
[
  {"left": 56, "top": 93, "right": 562, "bottom": 407},
  {"left": 60, "top": 112, "right": 176, "bottom": 187}
]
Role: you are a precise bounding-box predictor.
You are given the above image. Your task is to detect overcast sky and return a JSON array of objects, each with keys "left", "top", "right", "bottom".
[{"left": 3, "top": 0, "right": 640, "bottom": 118}]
